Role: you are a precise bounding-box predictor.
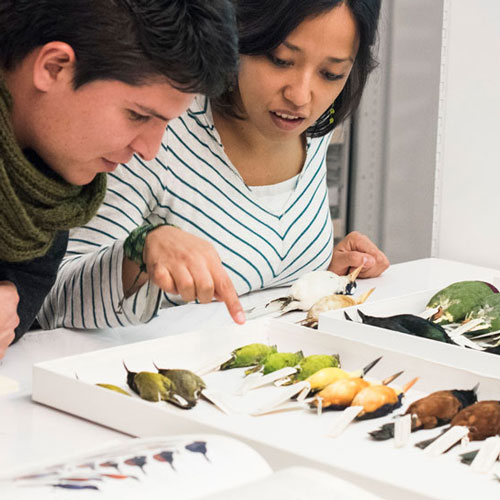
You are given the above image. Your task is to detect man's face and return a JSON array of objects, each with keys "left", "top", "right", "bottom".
[{"left": 28, "top": 78, "right": 194, "bottom": 185}]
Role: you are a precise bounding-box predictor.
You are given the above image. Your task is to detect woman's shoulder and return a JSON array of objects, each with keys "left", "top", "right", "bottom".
[{"left": 170, "top": 95, "right": 215, "bottom": 132}]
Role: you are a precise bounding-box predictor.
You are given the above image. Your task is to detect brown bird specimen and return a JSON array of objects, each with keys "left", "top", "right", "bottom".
[
  {"left": 450, "top": 400, "right": 500, "bottom": 441},
  {"left": 416, "top": 400, "right": 500, "bottom": 449},
  {"left": 370, "top": 388, "right": 477, "bottom": 440}
]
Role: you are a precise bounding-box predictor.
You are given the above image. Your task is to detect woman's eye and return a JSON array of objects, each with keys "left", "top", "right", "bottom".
[
  {"left": 268, "top": 54, "right": 292, "bottom": 68},
  {"left": 323, "top": 71, "right": 345, "bottom": 82},
  {"left": 128, "top": 110, "right": 149, "bottom": 122}
]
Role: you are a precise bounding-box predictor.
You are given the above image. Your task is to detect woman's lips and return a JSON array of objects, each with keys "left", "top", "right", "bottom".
[{"left": 269, "top": 111, "right": 305, "bottom": 131}]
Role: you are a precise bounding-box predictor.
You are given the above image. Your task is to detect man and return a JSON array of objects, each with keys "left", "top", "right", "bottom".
[{"left": 0, "top": 0, "right": 240, "bottom": 358}]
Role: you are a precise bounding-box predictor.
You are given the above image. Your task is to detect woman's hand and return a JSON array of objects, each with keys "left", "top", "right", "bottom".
[
  {"left": 328, "top": 231, "right": 389, "bottom": 278},
  {"left": 123, "top": 225, "right": 245, "bottom": 324},
  {"left": 0, "top": 281, "right": 19, "bottom": 359}
]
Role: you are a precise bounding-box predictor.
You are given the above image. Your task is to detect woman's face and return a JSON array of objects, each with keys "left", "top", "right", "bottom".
[{"left": 237, "top": 3, "right": 359, "bottom": 141}]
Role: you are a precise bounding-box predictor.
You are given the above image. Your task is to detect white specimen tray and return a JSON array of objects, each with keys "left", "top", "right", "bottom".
[
  {"left": 319, "top": 288, "right": 500, "bottom": 373},
  {"left": 33, "top": 319, "right": 500, "bottom": 500}
]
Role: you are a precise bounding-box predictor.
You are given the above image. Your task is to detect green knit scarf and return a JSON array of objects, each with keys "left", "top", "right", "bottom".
[{"left": 0, "top": 76, "right": 107, "bottom": 262}]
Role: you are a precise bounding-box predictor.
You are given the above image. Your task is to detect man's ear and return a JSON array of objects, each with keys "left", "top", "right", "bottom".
[{"left": 32, "top": 42, "right": 76, "bottom": 92}]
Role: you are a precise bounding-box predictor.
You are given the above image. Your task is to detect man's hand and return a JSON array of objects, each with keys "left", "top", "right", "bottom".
[
  {"left": 328, "top": 231, "right": 389, "bottom": 278},
  {"left": 0, "top": 281, "right": 20, "bottom": 359},
  {"left": 124, "top": 225, "right": 245, "bottom": 324}
]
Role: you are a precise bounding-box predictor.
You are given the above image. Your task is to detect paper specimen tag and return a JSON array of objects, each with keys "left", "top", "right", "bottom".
[
  {"left": 419, "top": 307, "right": 439, "bottom": 319},
  {"left": 451, "top": 335, "right": 486, "bottom": 351},
  {"left": 250, "top": 381, "right": 309, "bottom": 416},
  {"left": 424, "top": 426, "right": 469, "bottom": 457},
  {"left": 394, "top": 414, "right": 412, "bottom": 448},
  {"left": 449, "top": 318, "right": 484, "bottom": 337},
  {"left": 471, "top": 437, "right": 500, "bottom": 473},
  {"left": 236, "top": 367, "right": 298, "bottom": 395},
  {"left": 296, "top": 382, "right": 312, "bottom": 402},
  {"left": 201, "top": 389, "right": 234, "bottom": 415},
  {"left": 327, "top": 406, "right": 363, "bottom": 438},
  {"left": 251, "top": 398, "right": 313, "bottom": 416}
]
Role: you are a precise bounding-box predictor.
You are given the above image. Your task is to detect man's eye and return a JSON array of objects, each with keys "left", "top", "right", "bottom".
[
  {"left": 267, "top": 54, "right": 292, "bottom": 68},
  {"left": 128, "top": 110, "right": 149, "bottom": 122}
]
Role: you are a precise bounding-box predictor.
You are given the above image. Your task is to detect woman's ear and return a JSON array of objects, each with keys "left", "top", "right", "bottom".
[{"left": 32, "top": 41, "right": 76, "bottom": 92}]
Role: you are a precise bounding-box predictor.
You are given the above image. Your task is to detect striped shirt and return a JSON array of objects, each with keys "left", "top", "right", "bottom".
[{"left": 38, "top": 96, "right": 334, "bottom": 329}]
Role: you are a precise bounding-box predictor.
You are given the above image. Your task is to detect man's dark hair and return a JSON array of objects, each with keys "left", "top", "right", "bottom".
[
  {"left": 0, "top": 0, "right": 238, "bottom": 97},
  {"left": 213, "top": 0, "right": 381, "bottom": 136}
]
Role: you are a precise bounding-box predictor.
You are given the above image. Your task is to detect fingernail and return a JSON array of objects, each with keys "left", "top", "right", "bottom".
[{"left": 235, "top": 311, "right": 246, "bottom": 324}]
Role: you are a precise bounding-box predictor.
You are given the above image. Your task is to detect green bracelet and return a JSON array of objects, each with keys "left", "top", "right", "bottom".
[{"left": 123, "top": 222, "right": 167, "bottom": 272}]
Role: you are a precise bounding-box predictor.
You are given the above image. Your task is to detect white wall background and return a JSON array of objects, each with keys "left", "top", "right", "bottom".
[
  {"left": 349, "top": 0, "right": 444, "bottom": 263},
  {"left": 433, "top": 0, "right": 500, "bottom": 269}
]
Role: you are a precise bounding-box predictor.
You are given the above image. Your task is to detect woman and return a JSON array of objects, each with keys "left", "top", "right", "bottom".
[{"left": 39, "top": 0, "right": 388, "bottom": 330}]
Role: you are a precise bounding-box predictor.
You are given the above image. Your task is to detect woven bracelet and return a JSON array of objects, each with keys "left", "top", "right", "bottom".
[{"left": 123, "top": 222, "right": 168, "bottom": 272}]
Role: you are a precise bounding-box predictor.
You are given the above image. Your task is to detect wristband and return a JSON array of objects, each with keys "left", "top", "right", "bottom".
[{"left": 123, "top": 222, "right": 169, "bottom": 272}]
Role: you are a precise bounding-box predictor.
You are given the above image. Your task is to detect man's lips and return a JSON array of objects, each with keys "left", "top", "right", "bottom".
[
  {"left": 101, "top": 158, "right": 120, "bottom": 171},
  {"left": 101, "top": 156, "right": 132, "bottom": 171}
]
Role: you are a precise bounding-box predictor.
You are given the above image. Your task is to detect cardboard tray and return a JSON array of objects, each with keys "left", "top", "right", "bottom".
[{"left": 32, "top": 319, "right": 500, "bottom": 500}]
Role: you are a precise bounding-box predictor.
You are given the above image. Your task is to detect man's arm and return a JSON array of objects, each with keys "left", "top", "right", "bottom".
[{"left": 0, "top": 231, "right": 68, "bottom": 340}]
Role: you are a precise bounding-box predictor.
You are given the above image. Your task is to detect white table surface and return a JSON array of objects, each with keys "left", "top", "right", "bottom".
[{"left": 2, "top": 257, "right": 499, "bottom": 477}]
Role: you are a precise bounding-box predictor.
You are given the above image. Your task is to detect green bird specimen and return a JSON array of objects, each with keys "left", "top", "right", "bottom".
[
  {"left": 155, "top": 368, "right": 206, "bottom": 408},
  {"left": 466, "top": 293, "right": 500, "bottom": 333},
  {"left": 133, "top": 372, "right": 174, "bottom": 402},
  {"left": 245, "top": 351, "right": 304, "bottom": 376},
  {"left": 426, "top": 281, "right": 497, "bottom": 324},
  {"left": 220, "top": 343, "right": 278, "bottom": 370}
]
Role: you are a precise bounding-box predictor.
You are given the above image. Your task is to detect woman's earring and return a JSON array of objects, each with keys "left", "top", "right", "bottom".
[{"left": 329, "top": 106, "right": 335, "bottom": 125}]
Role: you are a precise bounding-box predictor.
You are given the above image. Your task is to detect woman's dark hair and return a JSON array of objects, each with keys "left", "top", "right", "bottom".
[
  {"left": 0, "top": 0, "right": 238, "bottom": 97},
  {"left": 213, "top": 0, "right": 381, "bottom": 137}
]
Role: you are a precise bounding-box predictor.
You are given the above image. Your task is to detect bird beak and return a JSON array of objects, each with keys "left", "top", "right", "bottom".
[{"left": 348, "top": 264, "right": 364, "bottom": 282}]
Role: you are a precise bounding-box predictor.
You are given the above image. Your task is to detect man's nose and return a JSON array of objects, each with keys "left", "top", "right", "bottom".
[{"left": 130, "top": 123, "right": 167, "bottom": 162}]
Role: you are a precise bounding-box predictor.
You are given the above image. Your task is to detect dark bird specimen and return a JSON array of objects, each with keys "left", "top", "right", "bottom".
[
  {"left": 416, "top": 401, "right": 500, "bottom": 450},
  {"left": 52, "top": 484, "right": 99, "bottom": 490},
  {"left": 345, "top": 311, "right": 454, "bottom": 344},
  {"left": 370, "top": 387, "right": 478, "bottom": 440},
  {"left": 154, "top": 451, "right": 176, "bottom": 471},
  {"left": 124, "top": 456, "right": 147, "bottom": 474},
  {"left": 99, "top": 460, "right": 121, "bottom": 472},
  {"left": 185, "top": 441, "right": 210, "bottom": 462}
]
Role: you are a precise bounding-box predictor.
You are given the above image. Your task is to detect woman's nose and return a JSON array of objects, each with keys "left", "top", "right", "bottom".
[{"left": 283, "top": 72, "right": 313, "bottom": 107}]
